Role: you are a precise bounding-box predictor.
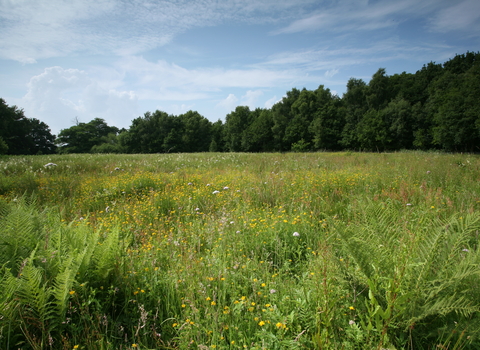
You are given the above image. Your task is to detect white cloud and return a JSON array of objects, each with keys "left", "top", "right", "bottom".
[
  {"left": 241, "top": 90, "right": 264, "bottom": 109},
  {"left": 168, "top": 103, "right": 195, "bottom": 116},
  {"left": 216, "top": 94, "right": 238, "bottom": 111},
  {"left": 0, "top": 0, "right": 315, "bottom": 62},
  {"left": 325, "top": 69, "right": 339, "bottom": 78},
  {"left": 264, "top": 95, "right": 279, "bottom": 109},
  {"left": 272, "top": 0, "right": 441, "bottom": 35},
  {"left": 263, "top": 40, "right": 453, "bottom": 72},
  {"left": 115, "top": 56, "right": 306, "bottom": 97},
  {"left": 429, "top": 0, "right": 480, "bottom": 34},
  {"left": 20, "top": 66, "right": 138, "bottom": 134}
]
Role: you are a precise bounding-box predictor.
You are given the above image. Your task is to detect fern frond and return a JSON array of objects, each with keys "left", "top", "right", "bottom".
[
  {"left": 93, "top": 226, "right": 121, "bottom": 280},
  {"left": 51, "top": 255, "right": 78, "bottom": 318},
  {"left": 16, "top": 263, "right": 54, "bottom": 327},
  {"left": 0, "top": 265, "right": 20, "bottom": 320}
]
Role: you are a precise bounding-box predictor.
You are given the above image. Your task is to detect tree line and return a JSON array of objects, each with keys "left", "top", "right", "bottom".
[{"left": 1, "top": 51, "right": 479, "bottom": 155}]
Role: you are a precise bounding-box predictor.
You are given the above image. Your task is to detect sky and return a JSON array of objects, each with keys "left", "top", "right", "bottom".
[{"left": 1, "top": 0, "right": 479, "bottom": 135}]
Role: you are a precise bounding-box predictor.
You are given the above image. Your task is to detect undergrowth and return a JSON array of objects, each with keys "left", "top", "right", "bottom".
[{"left": 0, "top": 152, "right": 479, "bottom": 349}]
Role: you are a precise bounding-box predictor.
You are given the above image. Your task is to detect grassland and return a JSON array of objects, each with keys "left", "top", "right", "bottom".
[{"left": 0, "top": 152, "right": 479, "bottom": 350}]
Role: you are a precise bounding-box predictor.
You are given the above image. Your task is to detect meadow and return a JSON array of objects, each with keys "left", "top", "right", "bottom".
[{"left": 0, "top": 152, "right": 479, "bottom": 350}]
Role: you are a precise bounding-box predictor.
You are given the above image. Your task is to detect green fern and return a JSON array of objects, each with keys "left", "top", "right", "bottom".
[
  {"left": 51, "top": 255, "right": 78, "bottom": 319},
  {"left": 93, "top": 226, "right": 121, "bottom": 280},
  {"left": 334, "top": 200, "right": 480, "bottom": 348},
  {"left": 0, "top": 200, "right": 44, "bottom": 275}
]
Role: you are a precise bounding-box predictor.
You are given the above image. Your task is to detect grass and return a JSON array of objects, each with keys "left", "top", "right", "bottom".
[{"left": 0, "top": 151, "right": 479, "bottom": 349}]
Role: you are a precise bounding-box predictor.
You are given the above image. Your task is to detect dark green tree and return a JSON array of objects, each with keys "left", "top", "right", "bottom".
[
  {"left": 430, "top": 63, "right": 480, "bottom": 151},
  {"left": 56, "top": 118, "right": 119, "bottom": 153},
  {"left": 383, "top": 97, "right": 414, "bottom": 150},
  {"left": 355, "top": 109, "right": 390, "bottom": 151},
  {"left": 341, "top": 78, "right": 368, "bottom": 149},
  {"left": 271, "top": 88, "right": 301, "bottom": 151},
  {"left": 284, "top": 88, "right": 317, "bottom": 150},
  {"left": 91, "top": 132, "right": 125, "bottom": 153},
  {"left": 121, "top": 111, "right": 173, "bottom": 153},
  {"left": 366, "top": 68, "right": 391, "bottom": 110},
  {"left": 0, "top": 136, "right": 8, "bottom": 155},
  {"left": 242, "top": 108, "right": 274, "bottom": 152},
  {"left": 0, "top": 98, "right": 56, "bottom": 154},
  {"left": 224, "top": 106, "right": 252, "bottom": 152},
  {"left": 178, "top": 111, "right": 212, "bottom": 152},
  {"left": 26, "top": 118, "right": 57, "bottom": 154},
  {"left": 310, "top": 89, "right": 345, "bottom": 150},
  {"left": 209, "top": 120, "right": 225, "bottom": 152}
]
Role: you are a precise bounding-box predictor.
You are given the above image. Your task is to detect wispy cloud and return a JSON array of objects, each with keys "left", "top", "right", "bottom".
[
  {"left": 272, "top": 0, "right": 443, "bottom": 35},
  {"left": 115, "top": 56, "right": 309, "bottom": 96},
  {"left": 20, "top": 66, "right": 138, "bottom": 133},
  {"left": 216, "top": 93, "right": 239, "bottom": 111},
  {"left": 429, "top": 0, "right": 480, "bottom": 34},
  {"left": 0, "top": 0, "right": 314, "bottom": 62},
  {"left": 262, "top": 40, "right": 454, "bottom": 72}
]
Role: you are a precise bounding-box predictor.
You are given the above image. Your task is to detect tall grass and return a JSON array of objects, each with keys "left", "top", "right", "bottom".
[{"left": 0, "top": 151, "right": 479, "bottom": 349}]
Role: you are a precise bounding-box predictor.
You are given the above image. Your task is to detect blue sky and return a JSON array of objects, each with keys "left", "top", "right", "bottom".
[{"left": 1, "top": 0, "right": 479, "bottom": 135}]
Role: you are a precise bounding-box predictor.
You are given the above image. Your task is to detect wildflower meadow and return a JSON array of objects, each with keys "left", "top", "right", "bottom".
[{"left": 0, "top": 152, "right": 479, "bottom": 349}]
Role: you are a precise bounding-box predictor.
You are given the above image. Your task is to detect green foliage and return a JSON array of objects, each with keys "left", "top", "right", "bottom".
[
  {"left": 0, "top": 99, "right": 56, "bottom": 155},
  {"left": 0, "top": 136, "right": 8, "bottom": 154},
  {"left": 0, "top": 198, "right": 133, "bottom": 349},
  {"left": 334, "top": 201, "right": 480, "bottom": 348},
  {"left": 56, "top": 118, "right": 119, "bottom": 154}
]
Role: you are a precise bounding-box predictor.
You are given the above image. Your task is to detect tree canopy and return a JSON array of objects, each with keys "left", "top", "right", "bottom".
[
  {"left": 2, "top": 51, "right": 479, "bottom": 154},
  {"left": 0, "top": 98, "right": 56, "bottom": 155}
]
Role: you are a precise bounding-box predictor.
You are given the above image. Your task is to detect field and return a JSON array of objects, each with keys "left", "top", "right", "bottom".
[{"left": 0, "top": 152, "right": 479, "bottom": 350}]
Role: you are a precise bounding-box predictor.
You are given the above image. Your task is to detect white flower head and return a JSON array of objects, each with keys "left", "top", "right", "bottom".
[
  {"left": 270, "top": 289, "right": 277, "bottom": 294},
  {"left": 212, "top": 190, "right": 220, "bottom": 194},
  {"left": 223, "top": 186, "right": 229, "bottom": 190},
  {"left": 293, "top": 232, "right": 300, "bottom": 237}
]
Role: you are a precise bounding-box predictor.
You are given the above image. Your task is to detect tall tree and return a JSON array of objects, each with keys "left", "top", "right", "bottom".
[
  {"left": 26, "top": 118, "right": 57, "bottom": 154},
  {"left": 310, "top": 87, "right": 345, "bottom": 150},
  {"left": 224, "top": 106, "right": 252, "bottom": 152},
  {"left": 366, "top": 68, "right": 391, "bottom": 110},
  {"left": 0, "top": 98, "right": 56, "bottom": 154},
  {"left": 242, "top": 108, "right": 274, "bottom": 152},
  {"left": 209, "top": 120, "right": 225, "bottom": 152},
  {"left": 178, "top": 111, "right": 212, "bottom": 152},
  {"left": 383, "top": 97, "right": 414, "bottom": 150},
  {"left": 430, "top": 63, "right": 480, "bottom": 151},
  {"left": 271, "top": 88, "right": 301, "bottom": 152},
  {"left": 284, "top": 88, "right": 317, "bottom": 150},
  {"left": 56, "top": 118, "right": 119, "bottom": 153},
  {"left": 341, "top": 78, "right": 368, "bottom": 149}
]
